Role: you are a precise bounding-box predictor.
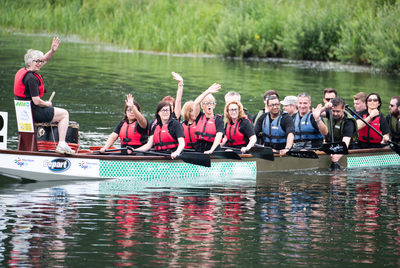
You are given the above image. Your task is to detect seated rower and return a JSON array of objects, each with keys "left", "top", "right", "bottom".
[
  {"left": 193, "top": 83, "right": 223, "bottom": 154},
  {"left": 318, "top": 97, "right": 358, "bottom": 165},
  {"left": 354, "top": 93, "right": 390, "bottom": 149},
  {"left": 181, "top": 101, "right": 199, "bottom": 149},
  {"left": 387, "top": 96, "right": 400, "bottom": 143},
  {"left": 254, "top": 95, "right": 294, "bottom": 156},
  {"left": 220, "top": 101, "right": 257, "bottom": 154},
  {"left": 136, "top": 101, "right": 185, "bottom": 159},
  {"left": 224, "top": 91, "right": 252, "bottom": 122},
  {"left": 293, "top": 93, "right": 328, "bottom": 149},
  {"left": 100, "top": 94, "right": 147, "bottom": 154}
]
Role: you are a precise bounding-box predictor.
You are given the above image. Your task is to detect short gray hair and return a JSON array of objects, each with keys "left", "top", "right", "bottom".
[{"left": 24, "top": 49, "right": 44, "bottom": 66}]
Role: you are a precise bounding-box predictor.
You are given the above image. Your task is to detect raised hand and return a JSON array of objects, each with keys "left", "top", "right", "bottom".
[
  {"left": 207, "top": 83, "right": 221, "bottom": 94},
  {"left": 369, "top": 109, "right": 379, "bottom": 118},
  {"left": 125, "top": 93, "right": 134, "bottom": 106},
  {"left": 51, "top": 37, "right": 60, "bottom": 52},
  {"left": 171, "top": 72, "right": 183, "bottom": 83}
]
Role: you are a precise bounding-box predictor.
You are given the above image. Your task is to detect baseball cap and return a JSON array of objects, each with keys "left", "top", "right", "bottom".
[{"left": 280, "top": 96, "right": 297, "bottom": 105}]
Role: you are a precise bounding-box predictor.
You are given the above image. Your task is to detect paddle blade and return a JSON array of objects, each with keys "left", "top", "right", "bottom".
[
  {"left": 212, "top": 151, "right": 241, "bottom": 160},
  {"left": 286, "top": 150, "right": 318, "bottom": 159},
  {"left": 249, "top": 146, "right": 274, "bottom": 161},
  {"left": 389, "top": 141, "right": 400, "bottom": 155},
  {"left": 320, "top": 142, "right": 348, "bottom": 155},
  {"left": 179, "top": 152, "right": 211, "bottom": 167}
]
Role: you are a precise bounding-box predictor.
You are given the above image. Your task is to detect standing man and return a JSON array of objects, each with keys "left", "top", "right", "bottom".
[
  {"left": 387, "top": 96, "right": 400, "bottom": 143},
  {"left": 254, "top": 96, "right": 294, "bottom": 156},
  {"left": 293, "top": 93, "right": 328, "bottom": 149},
  {"left": 317, "top": 97, "right": 358, "bottom": 166},
  {"left": 353, "top": 92, "right": 367, "bottom": 113},
  {"left": 280, "top": 95, "right": 298, "bottom": 118}
]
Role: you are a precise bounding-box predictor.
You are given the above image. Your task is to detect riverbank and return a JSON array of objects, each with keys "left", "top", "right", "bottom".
[{"left": 1, "top": 0, "right": 399, "bottom": 73}]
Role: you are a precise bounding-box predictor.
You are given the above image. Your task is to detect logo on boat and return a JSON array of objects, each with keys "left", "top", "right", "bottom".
[
  {"left": 44, "top": 158, "right": 71, "bottom": 173},
  {"left": 14, "top": 157, "right": 34, "bottom": 167}
]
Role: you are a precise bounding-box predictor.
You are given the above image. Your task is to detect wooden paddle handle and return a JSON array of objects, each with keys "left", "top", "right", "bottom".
[{"left": 48, "top": 91, "right": 55, "bottom": 102}]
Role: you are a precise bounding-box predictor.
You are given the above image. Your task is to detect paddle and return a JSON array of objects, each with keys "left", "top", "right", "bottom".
[
  {"left": 346, "top": 105, "right": 400, "bottom": 155},
  {"left": 286, "top": 150, "right": 318, "bottom": 159},
  {"left": 92, "top": 148, "right": 127, "bottom": 154},
  {"left": 184, "top": 148, "right": 241, "bottom": 160},
  {"left": 328, "top": 109, "right": 341, "bottom": 170},
  {"left": 221, "top": 145, "right": 274, "bottom": 161},
  {"left": 127, "top": 147, "right": 211, "bottom": 167}
]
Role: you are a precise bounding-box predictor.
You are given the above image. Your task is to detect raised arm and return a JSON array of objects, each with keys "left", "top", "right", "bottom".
[
  {"left": 357, "top": 109, "right": 379, "bottom": 130},
  {"left": 171, "top": 72, "right": 183, "bottom": 119},
  {"left": 126, "top": 94, "right": 147, "bottom": 129},
  {"left": 193, "top": 83, "right": 221, "bottom": 117},
  {"left": 42, "top": 37, "right": 60, "bottom": 65},
  {"left": 312, "top": 104, "right": 328, "bottom": 136}
]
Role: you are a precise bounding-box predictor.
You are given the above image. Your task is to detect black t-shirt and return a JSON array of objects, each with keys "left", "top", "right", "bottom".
[
  {"left": 197, "top": 112, "right": 225, "bottom": 134},
  {"left": 225, "top": 118, "right": 255, "bottom": 143},
  {"left": 114, "top": 119, "right": 148, "bottom": 136},
  {"left": 358, "top": 110, "right": 389, "bottom": 135},
  {"left": 254, "top": 111, "right": 295, "bottom": 149},
  {"left": 21, "top": 72, "right": 43, "bottom": 99},
  {"left": 149, "top": 119, "right": 184, "bottom": 140},
  {"left": 325, "top": 112, "right": 356, "bottom": 139}
]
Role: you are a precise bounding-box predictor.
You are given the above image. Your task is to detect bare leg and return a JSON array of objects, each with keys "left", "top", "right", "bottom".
[{"left": 51, "top": 107, "right": 69, "bottom": 143}]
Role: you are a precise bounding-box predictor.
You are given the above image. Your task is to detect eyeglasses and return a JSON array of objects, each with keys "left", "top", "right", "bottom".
[
  {"left": 367, "top": 98, "right": 379, "bottom": 102},
  {"left": 389, "top": 104, "right": 395, "bottom": 107},
  {"left": 268, "top": 103, "right": 280, "bottom": 107},
  {"left": 33, "top": 59, "right": 44, "bottom": 64},
  {"left": 126, "top": 108, "right": 134, "bottom": 113},
  {"left": 160, "top": 108, "right": 170, "bottom": 113},
  {"left": 228, "top": 108, "right": 239, "bottom": 112},
  {"left": 202, "top": 102, "right": 215, "bottom": 106}
]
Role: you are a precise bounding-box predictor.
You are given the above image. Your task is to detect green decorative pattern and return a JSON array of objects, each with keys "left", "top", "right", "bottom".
[
  {"left": 347, "top": 153, "right": 400, "bottom": 168},
  {"left": 99, "top": 160, "right": 257, "bottom": 179}
]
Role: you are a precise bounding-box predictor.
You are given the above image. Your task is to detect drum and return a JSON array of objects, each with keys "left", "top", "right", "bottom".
[{"left": 35, "top": 121, "right": 79, "bottom": 151}]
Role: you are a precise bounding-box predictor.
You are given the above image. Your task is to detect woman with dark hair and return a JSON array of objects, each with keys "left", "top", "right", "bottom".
[
  {"left": 355, "top": 92, "right": 390, "bottom": 148},
  {"left": 100, "top": 94, "right": 148, "bottom": 154},
  {"left": 137, "top": 101, "right": 185, "bottom": 159},
  {"left": 220, "top": 101, "right": 256, "bottom": 154}
]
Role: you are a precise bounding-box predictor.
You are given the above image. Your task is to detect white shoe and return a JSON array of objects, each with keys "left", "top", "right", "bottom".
[{"left": 56, "top": 144, "right": 75, "bottom": 155}]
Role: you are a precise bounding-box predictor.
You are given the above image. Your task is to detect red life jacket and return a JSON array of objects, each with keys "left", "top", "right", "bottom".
[
  {"left": 153, "top": 122, "right": 179, "bottom": 151},
  {"left": 195, "top": 114, "right": 219, "bottom": 143},
  {"left": 119, "top": 121, "right": 146, "bottom": 147},
  {"left": 14, "top": 68, "right": 45, "bottom": 98},
  {"left": 358, "top": 114, "right": 383, "bottom": 143},
  {"left": 182, "top": 121, "right": 197, "bottom": 149},
  {"left": 225, "top": 119, "right": 247, "bottom": 147}
]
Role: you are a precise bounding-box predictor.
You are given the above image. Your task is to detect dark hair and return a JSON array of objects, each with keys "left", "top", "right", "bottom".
[
  {"left": 123, "top": 100, "right": 141, "bottom": 121},
  {"left": 264, "top": 90, "right": 279, "bottom": 100},
  {"left": 391, "top": 96, "right": 400, "bottom": 107},
  {"left": 155, "top": 101, "right": 172, "bottom": 125},
  {"left": 266, "top": 95, "right": 279, "bottom": 106},
  {"left": 323, "top": 88, "right": 338, "bottom": 98},
  {"left": 331, "top": 97, "right": 345, "bottom": 108},
  {"left": 366, "top": 92, "right": 382, "bottom": 110}
]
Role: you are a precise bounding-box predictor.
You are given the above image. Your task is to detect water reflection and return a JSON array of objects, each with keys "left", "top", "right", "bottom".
[{"left": 1, "top": 167, "right": 399, "bottom": 266}]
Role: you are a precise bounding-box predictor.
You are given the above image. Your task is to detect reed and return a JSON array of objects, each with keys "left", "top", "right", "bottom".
[{"left": 1, "top": 0, "right": 400, "bottom": 71}]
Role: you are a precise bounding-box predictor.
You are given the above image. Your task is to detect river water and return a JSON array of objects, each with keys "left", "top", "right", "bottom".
[{"left": 1, "top": 31, "right": 400, "bottom": 266}]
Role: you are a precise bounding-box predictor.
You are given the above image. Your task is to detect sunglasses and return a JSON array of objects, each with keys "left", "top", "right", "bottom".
[
  {"left": 367, "top": 98, "right": 379, "bottom": 102},
  {"left": 324, "top": 98, "right": 333, "bottom": 101}
]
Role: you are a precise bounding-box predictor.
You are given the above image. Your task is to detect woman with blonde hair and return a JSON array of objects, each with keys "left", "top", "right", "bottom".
[
  {"left": 221, "top": 101, "right": 257, "bottom": 154},
  {"left": 181, "top": 101, "right": 199, "bottom": 149}
]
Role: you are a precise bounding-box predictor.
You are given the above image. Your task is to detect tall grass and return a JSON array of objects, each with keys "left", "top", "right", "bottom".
[{"left": 1, "top": 0, "right": 400, "bottom": 71}]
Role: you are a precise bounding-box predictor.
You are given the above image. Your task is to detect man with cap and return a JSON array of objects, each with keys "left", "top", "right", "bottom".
[{"left": 281, "top": 95, "right": 298, "bottom": 119}]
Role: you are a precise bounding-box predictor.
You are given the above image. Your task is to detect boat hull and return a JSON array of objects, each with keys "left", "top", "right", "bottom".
[{"left": 0, "top": 148, "right": 398, "bottom": 181}]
